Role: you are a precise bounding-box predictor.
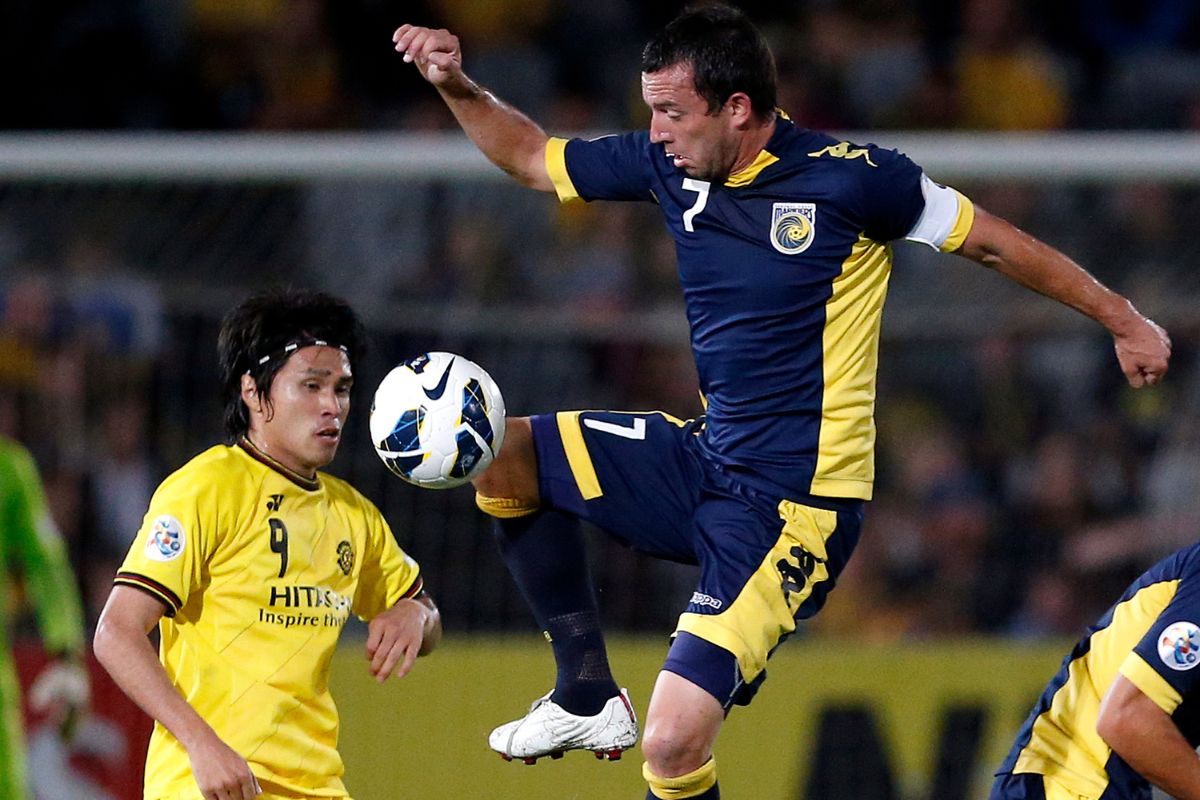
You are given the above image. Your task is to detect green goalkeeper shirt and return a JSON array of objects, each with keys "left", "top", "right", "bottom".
[{"left": 0, "top": 435, "right": 84, "bottom": 657}]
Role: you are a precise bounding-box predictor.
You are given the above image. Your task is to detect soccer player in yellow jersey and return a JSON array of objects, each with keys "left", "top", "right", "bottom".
[{"left": 93, "top": 288, "right": 442, "bottom": 800}]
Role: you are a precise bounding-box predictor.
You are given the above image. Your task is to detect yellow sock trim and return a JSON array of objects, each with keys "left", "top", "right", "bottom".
[
  {"left": 643, "top": 757, "right": 717, "bottom": 799},
  {"left": 475, "top": 493, "right": 539, "bottom": 519}
]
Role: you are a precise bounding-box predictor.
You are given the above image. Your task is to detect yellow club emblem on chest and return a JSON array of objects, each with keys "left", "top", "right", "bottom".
[{"left": 337, "top": 541, "right": 354, "bottom": 576}]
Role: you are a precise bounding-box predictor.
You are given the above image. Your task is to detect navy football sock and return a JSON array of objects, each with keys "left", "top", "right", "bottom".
[{"left": 493, "top": 511, "right": 618, "bottom": 715}]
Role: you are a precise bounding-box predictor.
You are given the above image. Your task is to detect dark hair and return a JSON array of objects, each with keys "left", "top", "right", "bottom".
[
  {"left": 218, "top": 287, "right": 366, "bottom": 443},
  {"left": 641, "top": 4, "right": 777, "bottom": 117}
]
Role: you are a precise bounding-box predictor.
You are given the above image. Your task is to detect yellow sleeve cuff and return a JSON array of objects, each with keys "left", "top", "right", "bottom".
[
  {"left": 1120, "top": 652, "right": 1183, "bottom": 714},
  {"left": 940, "top": 190, "right": 975, "bottom": 252},
  {"left": 544, "top": 137, "right": 580, "bottom": 203}
]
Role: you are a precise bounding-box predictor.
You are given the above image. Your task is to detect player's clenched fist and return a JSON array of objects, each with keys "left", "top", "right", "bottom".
[
  {"left": 188, "top": 735, "right": 261, "bottom": 800},
  {"left": 1113, "top": 313, "right": 1171, "bottom": 388},
  {"left": 393, "top": 25, "right": 464, "bottom": 87}
]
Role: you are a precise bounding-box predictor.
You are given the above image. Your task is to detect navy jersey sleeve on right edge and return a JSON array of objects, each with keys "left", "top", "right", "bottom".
[
  {"left": 549, "top": 132, "right": 656, "bottom": 203},
  {"left": 1128, "top": 549, "right": 1200, "bottom": 710}
]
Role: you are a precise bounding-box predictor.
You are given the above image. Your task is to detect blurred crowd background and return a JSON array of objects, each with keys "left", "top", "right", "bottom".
[
  {"left": 5, "top": 0, "right": 1200, "bottom": 648},
  {"left": 7, "top": 0, "right": 1200, "bottom": 132}
]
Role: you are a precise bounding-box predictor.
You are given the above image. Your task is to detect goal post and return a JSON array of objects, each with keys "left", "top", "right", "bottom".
[{"left": 4, "top": 131, "right": 1200, "bottom": 181}]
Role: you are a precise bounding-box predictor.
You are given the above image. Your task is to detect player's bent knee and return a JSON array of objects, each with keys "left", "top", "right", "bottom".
[
  {"left": 643, "top": 757, "right": 718, "bottom": 799},
  {"left": 472, "top": 416, "right": 538, "bottom": 500},
  {"left": 642, "top": 669, "right": 724, "bottom": 777},
  {"left": 641, "top": 730, "right": 711, "bottom": 779}
]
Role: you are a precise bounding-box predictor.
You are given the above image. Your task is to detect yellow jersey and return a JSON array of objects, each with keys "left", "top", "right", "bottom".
[{"left": 116, "top": 439, "right": 422, "bottom": 799}]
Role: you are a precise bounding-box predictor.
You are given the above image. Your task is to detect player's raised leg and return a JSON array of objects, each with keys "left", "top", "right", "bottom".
[
  {"left": 642, "top": 670, "right": 724, "bottom": 799},
  {"left": 474, "top": 418, "right": 634, "bottom": 763}
]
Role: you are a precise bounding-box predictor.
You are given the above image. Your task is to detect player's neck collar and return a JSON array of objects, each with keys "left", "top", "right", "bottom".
[
  {"left": 237, "top": 437, "right": 321, "bottom": 491},
  {"left": 725, "top": 115, "right": 786, "bottom": 188}
]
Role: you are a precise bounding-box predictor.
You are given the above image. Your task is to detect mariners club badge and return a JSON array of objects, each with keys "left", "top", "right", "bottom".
[{"left": 770, "top": 202, "right": 816, "bottom": 255}]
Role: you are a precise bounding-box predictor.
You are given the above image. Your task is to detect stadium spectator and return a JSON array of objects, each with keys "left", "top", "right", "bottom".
[
  {"left": 954, "top": 0, "right": 1069, "bottom": 130},
  {"left": 80, "top": 397, "right": 164, "bottom": 622},
  {"left": 61, "top": 234, "right": 165, "bottom": 360}
]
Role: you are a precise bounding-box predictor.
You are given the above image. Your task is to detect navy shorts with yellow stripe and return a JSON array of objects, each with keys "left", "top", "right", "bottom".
[
  {"left": 990, "top": 772, "right": 1147, "bottom": 800},
  {"left": 531, "top": 410, "right": 863, "bottom": 708}
]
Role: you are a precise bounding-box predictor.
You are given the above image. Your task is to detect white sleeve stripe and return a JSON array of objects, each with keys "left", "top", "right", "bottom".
[{"left": 905, "top": 174, "right": 960, "bottom": 250}]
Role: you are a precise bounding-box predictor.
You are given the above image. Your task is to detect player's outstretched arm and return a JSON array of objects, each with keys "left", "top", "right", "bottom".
[
  {"left": 393, "top": 24, "right": 553, "bottom": 192},
  {"left": 1098, "top": 674, "right": 1200, "bottom": 799},
  {"left": 956, "top": 207, "right": 1171, "bottom": 388},
  {"left": 365, "top": 591, "right": 442, "bottom": 683},
  {"left": 94, "top": 587, "right": 262, "bottom": 800}
]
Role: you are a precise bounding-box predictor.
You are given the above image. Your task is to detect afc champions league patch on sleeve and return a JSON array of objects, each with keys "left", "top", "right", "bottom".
[
  {"left": 770, "top": 202, "right": 816, "bottom": 255},
  {"left": 144, "top": 515, "right": 186, "bottom": 562},
  {"left": 1158, "top": 621, "right": 1200, "bottom": 670}
]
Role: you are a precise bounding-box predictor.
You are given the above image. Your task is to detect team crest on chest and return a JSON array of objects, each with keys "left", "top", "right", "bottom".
[
  {"left": 770, "top": 203, "right": 816, "bottom": 254},
  {"left": 337, "top": 540, "right": 354, "bottom": 576}
]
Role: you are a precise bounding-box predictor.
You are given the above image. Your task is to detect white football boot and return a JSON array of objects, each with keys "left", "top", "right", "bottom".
[{"left": 488, "top": 688, "right": 639, "bottom": 764}]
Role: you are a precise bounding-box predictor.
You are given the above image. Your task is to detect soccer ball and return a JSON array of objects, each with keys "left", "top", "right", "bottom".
[{"left": 369, "top": 351, "right": 506, "bottom": 489}]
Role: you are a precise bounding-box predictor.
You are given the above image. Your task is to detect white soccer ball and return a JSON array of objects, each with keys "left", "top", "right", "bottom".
[{"left": 369, "top": 351, "right": 506, "bottom": 489}]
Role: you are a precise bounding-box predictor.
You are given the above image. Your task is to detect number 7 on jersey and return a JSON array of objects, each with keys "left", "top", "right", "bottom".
[{"left": 682, "top": 178, "right": 710, "bottom": 233}]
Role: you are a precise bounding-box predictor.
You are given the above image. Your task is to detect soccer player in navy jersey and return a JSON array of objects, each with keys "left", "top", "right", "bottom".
[
  {"left": 395, "top": 6, "right": 1171, "bottom": 799},
  {"left": 993, "top": 541, "right": 1200, "bottom": 800}
]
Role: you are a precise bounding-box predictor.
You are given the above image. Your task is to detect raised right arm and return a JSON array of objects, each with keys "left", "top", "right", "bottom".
[
  {"left": 93, "top": 586, "right": 262, "bottom": 800},
  {"left": 393, "top": 25, "right": 553, "bottom": 192}
]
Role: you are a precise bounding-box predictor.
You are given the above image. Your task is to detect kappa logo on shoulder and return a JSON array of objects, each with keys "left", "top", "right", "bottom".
[
  {"left": 808, "top": 141, "right": 878, "bottom": 166},
  {"left": 770, "top": 203, "right": 816, "bottom": 255}
]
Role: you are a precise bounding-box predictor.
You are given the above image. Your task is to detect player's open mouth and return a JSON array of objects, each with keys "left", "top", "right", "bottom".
[{"left": 317, "top": 427, "right": 340, "bottom": 441}]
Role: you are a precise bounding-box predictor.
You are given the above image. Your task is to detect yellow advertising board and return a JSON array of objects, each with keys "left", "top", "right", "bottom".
[{"left": 331, "top": 636, "right": 1068, "bottom": 800}]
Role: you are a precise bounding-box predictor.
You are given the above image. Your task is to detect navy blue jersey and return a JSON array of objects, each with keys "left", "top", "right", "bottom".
[
  {"left": 546, "top": 118, "right": 973, "bottom": 500},
  {"left": 996, "top": 542, "right": 1200, "bottom": 798}
]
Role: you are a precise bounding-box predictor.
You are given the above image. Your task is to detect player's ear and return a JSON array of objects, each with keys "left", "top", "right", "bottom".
[
  {"left": 725, "top": 92, "right": 754, "bottom": 127},
  {"left": 240, "top": 373, "right": 261, "bottom": 413}
]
